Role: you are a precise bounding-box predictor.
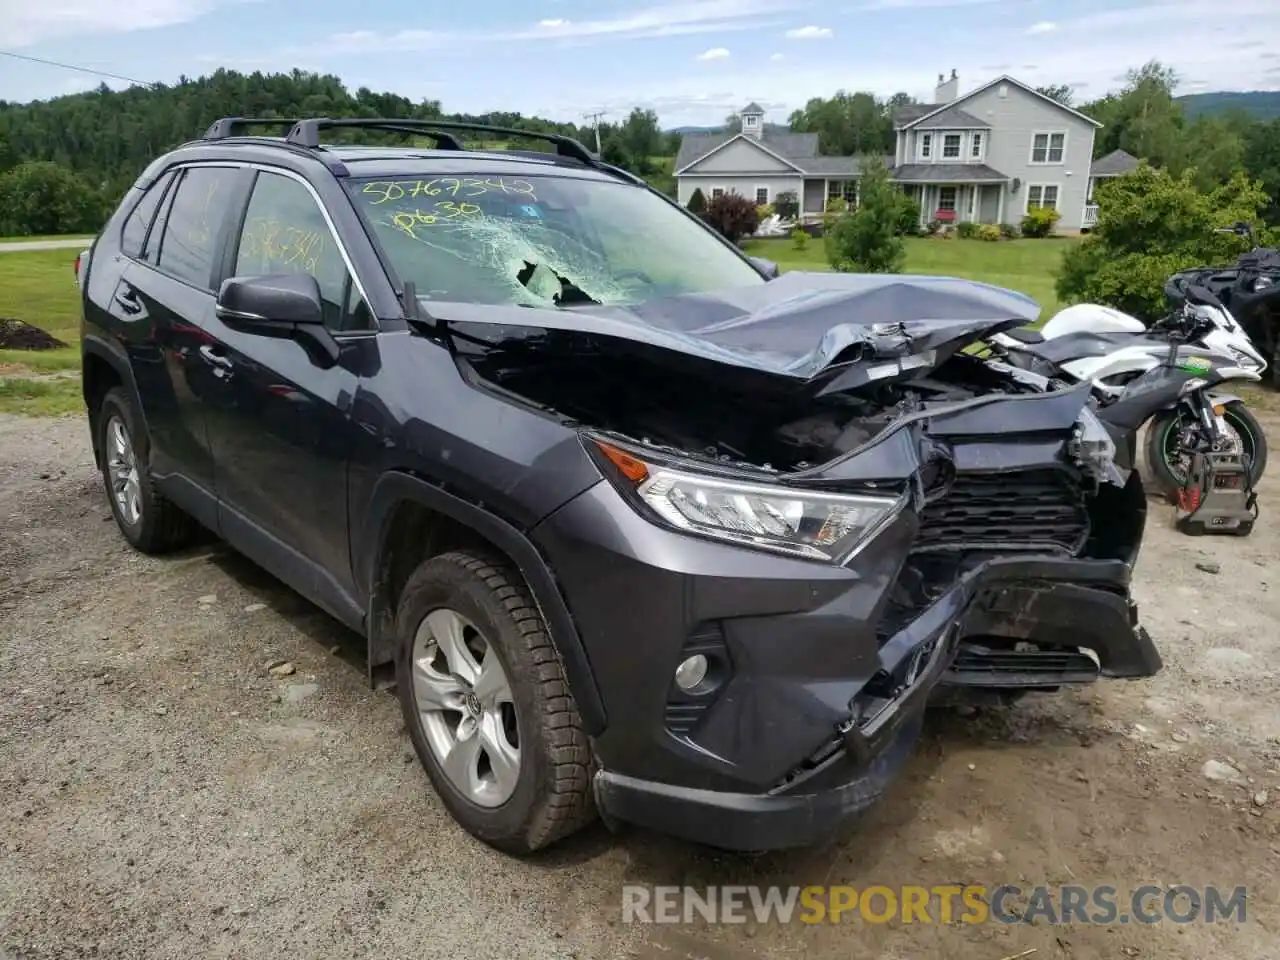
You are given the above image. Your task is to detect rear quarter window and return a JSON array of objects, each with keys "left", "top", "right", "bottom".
[{"left": 120, "top": 170, "right": 177, "bottom": 261}]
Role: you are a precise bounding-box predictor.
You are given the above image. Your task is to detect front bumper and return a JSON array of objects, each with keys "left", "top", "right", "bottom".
[{"left": 532, "top": 465, "right": 1159, "bottom": 851}]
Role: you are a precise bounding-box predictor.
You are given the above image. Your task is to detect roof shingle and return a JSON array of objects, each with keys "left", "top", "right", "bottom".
[
  {"left": 1090, "top": 149, "right": 1140, "bottom": 177},
  {"left": 890, "top": 163, "right": 1009, "bottom": 183}
]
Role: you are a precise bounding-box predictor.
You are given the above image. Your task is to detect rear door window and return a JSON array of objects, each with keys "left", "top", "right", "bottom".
[{"left": 154, "top": 166, "right": 240, "bottom": 289}]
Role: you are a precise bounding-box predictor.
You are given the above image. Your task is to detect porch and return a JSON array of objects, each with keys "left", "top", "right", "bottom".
[
  {"left": 901, "top": 182, "right": 1007, "bottom": 226},
  {"left": 1083, "top": 203, "right": 1099, "bottom": 228}
]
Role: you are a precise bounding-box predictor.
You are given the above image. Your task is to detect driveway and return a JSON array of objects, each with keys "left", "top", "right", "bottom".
[
  {"left": 1, "top": 412, "right": 1278, "bottom": 959},
  {"left": 0, "top": 239, "right": 92, "bottom": 253}
]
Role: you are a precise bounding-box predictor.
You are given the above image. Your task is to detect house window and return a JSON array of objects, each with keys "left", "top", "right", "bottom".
[
  {"left": 744, "top": 115, "right": 759, "bottom": 130},
  {"left": 937, "top": 186, "right": 957, "bottom": 211},
  {"left": 1027, "top": 184, "right": 1060, "bottom": 210},
  {"left": 942, "top": 134, "right": 961, "bottom": 159},
  {"left": 711, "top": 187, "right": 725, "bottom": 199},
  {"left": 827, "top": 181, "right": 857, "bottom": 204},
  {"left": 918, "top": 133, "right": 933, "bottom": 160},
  {"left": 1031, "top": 132, "right": 1066, "bottom": 164},
  {"left": 755, "top": 186, "right": 769, "bottom": 205},
  {"left": 971, "top": 132, "right": 984, "bottom": 159}
]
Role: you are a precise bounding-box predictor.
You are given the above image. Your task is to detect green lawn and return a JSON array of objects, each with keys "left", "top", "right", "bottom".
[
  {"left": 743, "top": 235, "right": 1079, "bottom": 318},
  {"left": 0, "top": 249, "right": 83, "bottom": 415}
]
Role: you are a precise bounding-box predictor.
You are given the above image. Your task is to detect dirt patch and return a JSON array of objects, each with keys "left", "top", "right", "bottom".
[
  {"left": 1, "top": 413, "right": 1279, "bottom": 960},
  {"left": 0, "top": 318, "right": 67, "bottom": 351}
]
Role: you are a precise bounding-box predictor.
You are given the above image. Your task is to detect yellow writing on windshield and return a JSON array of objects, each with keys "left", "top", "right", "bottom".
[
  {"left": 239, "top": 216, "right": 328, "bottom": 275},
  {"left": 387, "top": 201, "right": 484, "bottom": 239},
  {"left": 362, "top": 177, "right": 537, "bottom": 204}
]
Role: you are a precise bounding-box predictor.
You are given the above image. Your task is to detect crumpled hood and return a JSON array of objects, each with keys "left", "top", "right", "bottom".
[{"left": 431, "top": 271, "right": 1041, "bottom": 381}]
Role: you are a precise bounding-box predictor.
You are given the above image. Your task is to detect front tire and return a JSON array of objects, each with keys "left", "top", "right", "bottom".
[
  {"left": 97, "top": 386, "right": 198, "bottom": 553},
  {"left": 395, "top": 549, "right": 596, "bottom": 854},
  {"left": 1144, "top": 400, "right": 1268, "bottom": 501}
]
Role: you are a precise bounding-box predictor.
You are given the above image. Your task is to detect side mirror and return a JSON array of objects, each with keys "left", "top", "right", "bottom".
[
  {"left": 215, "top": 273, "right": 339, "bottom": 364},
  {"left": 749, "top": 256, "right": 781, "bottom": 280}
]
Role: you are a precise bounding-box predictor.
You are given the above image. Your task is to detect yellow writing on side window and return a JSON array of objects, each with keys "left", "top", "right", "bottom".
[
  {"left": 240, "top": 217, "right": 328, "bottom": 275},
  {"left": 361, "top": 178, "right": 537, "bottom": 204}
]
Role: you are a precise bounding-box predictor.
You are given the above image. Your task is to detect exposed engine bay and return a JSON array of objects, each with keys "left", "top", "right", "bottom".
[{"left": 449, "top": 324, "right": 1052, "bottom": 473}]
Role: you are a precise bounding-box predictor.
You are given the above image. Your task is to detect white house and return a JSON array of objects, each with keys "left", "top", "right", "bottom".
[{"left": 675, "top": 73, "right": 1124, "bottom": 232}]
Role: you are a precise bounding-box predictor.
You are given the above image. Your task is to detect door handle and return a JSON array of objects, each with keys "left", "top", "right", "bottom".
[
  {"left": 114, "top": 287, "right": 143, "bottom": 315},
  {"left": 198, "top": 345, "right": 233, "bottom": 370}
]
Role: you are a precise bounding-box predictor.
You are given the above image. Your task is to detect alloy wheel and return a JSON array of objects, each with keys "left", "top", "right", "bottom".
[
  {"left": 410, "top": 608, "right": 521, "bottom": 807},
  {"left": 105, "top": 415, "right": 142, "bottom": 526}
]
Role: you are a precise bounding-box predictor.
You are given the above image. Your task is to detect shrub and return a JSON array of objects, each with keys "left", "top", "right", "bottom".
[
  {"left": 999, "top": 222, "right": 1021, "bottom": 239},
  {"left": 774, "top": 190, "right": 800, "bottom": 221},
  {"left": 956, "top": 220, "right": 980, "bottom": 239},
  {"left": 756, "top": 203, "right": 775, "bottom": 222},
  {"left": 1056, "top": 164, "right": 1269, "bottom": 319},
  {"left": 687, "top": 187, "right": 707, "bottom": 215},
  {"left": 825, "top": 196, "right": 849, "bottom": 216},
  {"left": 823, "top": 156, "right": 905, "bottom": 273},
  {"left": 895, "top": 195, "right": 922, "bottom": 236},
  {"left": 790, "top": 226, "right": 809, "bottom": 251},
  {"left": 1020, "top": 206, "right": 1062, "bottom": 238},
  {"left": 923, "top": 218, "right": 942, "bottom": 236},
  {"left": 701, "top": 192, "right": 760, "bottom": 244},
  {"left": 0, "top": 161, "right": 106, "bottom": 236},
  {"left": 978, "top": 224, "right": 1002, "bottom": 241}
]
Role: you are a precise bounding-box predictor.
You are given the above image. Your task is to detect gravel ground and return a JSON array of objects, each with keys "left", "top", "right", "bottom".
[{"left": 2, "top": 412, "right": 1279, "bottom": 960}]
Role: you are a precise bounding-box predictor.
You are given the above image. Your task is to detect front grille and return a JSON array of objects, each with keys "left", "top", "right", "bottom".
[{"left": 915, "top": 469, "right": 1089, "bottom": 553}]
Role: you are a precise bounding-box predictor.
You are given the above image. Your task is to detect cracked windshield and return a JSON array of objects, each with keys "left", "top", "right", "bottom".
[{"left": 347, "top": 174, "right": 766, "bottom": 307}]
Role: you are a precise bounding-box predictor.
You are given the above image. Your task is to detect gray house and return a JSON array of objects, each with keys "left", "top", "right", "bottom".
[
  {"left": 674, "top": 103, "right": 886, "bottom": 218},
  {"left": 676, "top": 73, "right": 1121, "bottom": 232}
]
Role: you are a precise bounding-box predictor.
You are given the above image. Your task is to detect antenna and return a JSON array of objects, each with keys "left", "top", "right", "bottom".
[{"left": 582, "top": 110, "right": 606, "bottom": 154}]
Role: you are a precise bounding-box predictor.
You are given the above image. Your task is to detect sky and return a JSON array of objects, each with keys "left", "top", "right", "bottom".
[{"left": 2, "top": 0, "right": 1280, "bottom": 128}]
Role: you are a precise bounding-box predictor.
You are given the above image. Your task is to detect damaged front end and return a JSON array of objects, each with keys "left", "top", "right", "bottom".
[{"left": 431, "top": 273, "right": 1161, "bottom": 850}]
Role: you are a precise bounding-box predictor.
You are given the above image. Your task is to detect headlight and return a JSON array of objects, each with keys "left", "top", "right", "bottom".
[{"left": 589, "top": 439, "right": 904, "bottom": 563}]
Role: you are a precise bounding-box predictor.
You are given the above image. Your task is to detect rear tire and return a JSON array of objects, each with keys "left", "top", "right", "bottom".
[
  {"left": 1144, "top": 401, "right": 1268, "bottom": 502},
  {"left": 97, "top": 386, "right": 199, "bottom": 553},
  {"left": 395, "top": 549, "right": 596, "bottom": 854}
]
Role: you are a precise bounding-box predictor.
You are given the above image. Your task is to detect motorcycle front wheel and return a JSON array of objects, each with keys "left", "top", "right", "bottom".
[{"left": 1144, "top": 400, "right": 1268, "bottom": 502}]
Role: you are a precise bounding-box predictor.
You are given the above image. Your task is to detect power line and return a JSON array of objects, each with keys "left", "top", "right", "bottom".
[{"left": 0, "top": 49, "right": 156, "bottom": 89}]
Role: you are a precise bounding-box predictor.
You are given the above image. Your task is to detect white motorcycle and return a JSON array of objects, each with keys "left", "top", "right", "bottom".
[{"left": 983, "top": 287, "right": 1268, "bottom": 500}]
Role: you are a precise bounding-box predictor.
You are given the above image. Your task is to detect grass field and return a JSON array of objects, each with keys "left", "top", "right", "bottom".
[
  {"left": 743, "top": 235, "right": 1077, "bottom": 317},
  {"left": 0, "top": 249, "right": 83, "bottom": 415}
]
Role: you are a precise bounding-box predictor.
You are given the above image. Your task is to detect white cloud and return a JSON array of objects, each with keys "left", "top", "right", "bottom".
[
  {"left": 1026, "top": 21, "right": 1057, "bottom": 34},
  {"left": 784, "top": 25, "right": 832, "bottom": 39},
  {"left": 697, "top": 47, "right": 731, "bottom": 60},
  {"left": 856, "top": 0, "right": 1002, "bottom": 9},
  {"left": 770, "top": 52, "right": 785, "bottom": 60},
  {"left": 288, "top": 0, "right": 804, "bottom": 56},
  {"left": 0, "top": 0, "right": 251, "bottom": 47}
]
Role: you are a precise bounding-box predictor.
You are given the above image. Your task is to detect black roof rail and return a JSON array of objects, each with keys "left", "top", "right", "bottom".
[
  {"left": 285, "top": 117, "right": 598, "bottom": 165},
  {"left": 202, "top": 117, "right": 300, "bottom": 140}
]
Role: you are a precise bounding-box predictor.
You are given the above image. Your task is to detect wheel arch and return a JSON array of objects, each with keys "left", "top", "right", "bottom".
[
  {"left": 82, "top": 335, "right": 146, "bottom": 468},
  {"left": 360, "top": 471, "right": 606, "bottom": 735}
]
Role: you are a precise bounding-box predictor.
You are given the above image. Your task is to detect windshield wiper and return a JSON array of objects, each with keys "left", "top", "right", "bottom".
[{"left": 515, "top": 259, "right": 600, "bottom": 307}]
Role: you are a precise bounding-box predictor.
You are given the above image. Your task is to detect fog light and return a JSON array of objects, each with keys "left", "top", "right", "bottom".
[{"left": 674, "top": 654, "right": 708, "bottom": 691}]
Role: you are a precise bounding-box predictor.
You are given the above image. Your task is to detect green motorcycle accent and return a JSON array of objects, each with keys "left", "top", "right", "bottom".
[{"left": 1176, "top": 356, "right": 1212, "bottom": 374}]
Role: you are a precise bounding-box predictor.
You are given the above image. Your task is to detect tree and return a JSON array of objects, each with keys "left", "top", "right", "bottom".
[
  {"left": 788, "top": 91, "right": 895, "bottom": 157},
  {"left": 619, "top": 107, "right": 662, "bottom": 174},
  {"left": 1036, "top": 84, "right": 1074, "bottom": 107},
  {"left": 1056, "top": 163, "right": 1268, "bottom": 318},
  {"left": 1243, "top": 119, "right": 1280, "bottom": 224},
  {"left": 701, "top": 193, "right": 759, "bottom": 244},
  {"left": 0, "top": 161, "right": 104, "bottom": 236},
  {"left": 823, "top": 156, "right": 906, "bottom": 273},
  {"left": 687, "top": 187, "right": 707, "bottom": 215}
]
